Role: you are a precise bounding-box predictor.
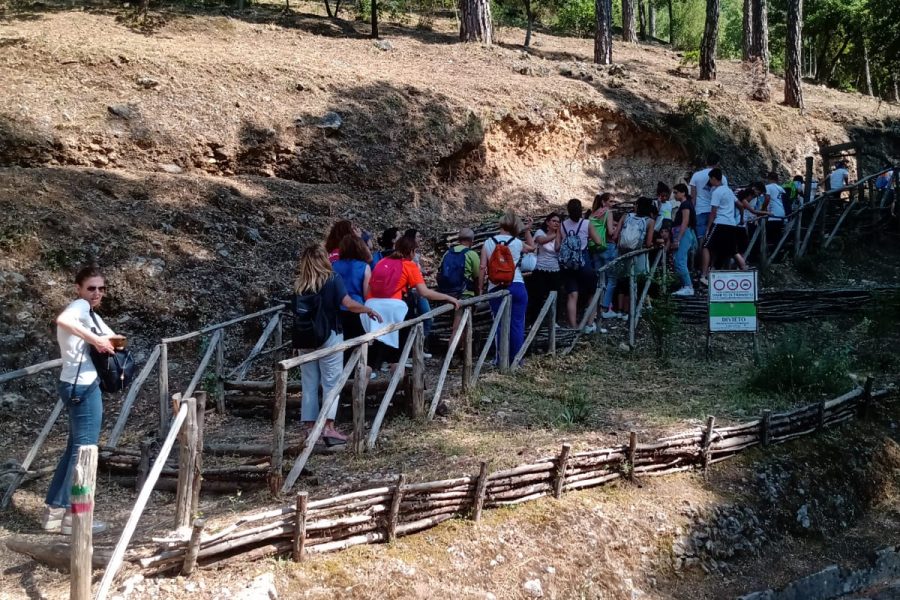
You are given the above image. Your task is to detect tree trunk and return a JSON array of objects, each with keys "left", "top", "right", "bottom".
[
  {"left": 893, "top": 73, "right": 899, "bottom": 103},
  {"left": 648, "top": 2, "right": 655, "bottom": 39},
  {"left": 699, "top": 0, "right": 719, "bottom": 80},
  {"left": 742, "top": 0, "right": 752, "bottom": 61},
  {"left": 594, "top": 0, "right": 613, "bottom": 64},
  {"left": 323, "top": 0, "right": 333, "bottom": 17},
  {"left": 638, "top": 0, "right": 646, "bottom": 40},
  {"left": 523, "top": 0, "right": 533, "bottom": 47},
  {"left": 459, "top": 0, "right": 493, "bottom": 44},
  {"left": 862, "top": 38, "right": 873, "bottom": 96},
  {"left": 783, "top": 0, "right": 803, "bottom": 109},
  {"left": 622, "top": 0, "right": 637, "bottom": 42},
  {"left": 751, "top": 0, "right": 769, "bottom": 71},
  {"left": 371, "top": 0, "right": 378, "bottom": 38},
  {"left": 667, "top": 0, "right": 673, "bottom": 43}
]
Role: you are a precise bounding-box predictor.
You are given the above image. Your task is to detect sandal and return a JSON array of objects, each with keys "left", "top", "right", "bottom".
[{"left": 323, "top": 436, "right": 347, "bottom": 448}]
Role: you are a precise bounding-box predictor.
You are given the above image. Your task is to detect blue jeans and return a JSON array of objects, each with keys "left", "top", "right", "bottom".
[
  {"left": 696, "top": 212, "right": 710, "bottom": 239},
  {"left": 300, "top": 331, "right": 344, "bottom": 422},
  {"left": 417, "top": 296, "right": 432, "bottom": 337},
  {"left": 597, "top": 244, "right": 618, "bottom": 309},
  {"left": 674, "top": 228, "right": 697, "bottom": 288},
  {"left": 490, "top": 282, "right": 527, "bottom": 364},
  {"left": 46, "top": 380, "right": 103, "bottom": 509}
]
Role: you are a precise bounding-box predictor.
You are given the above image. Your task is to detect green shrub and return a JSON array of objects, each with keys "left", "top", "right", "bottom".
[
  {"left": 747, "top": 326, "right": 851, "bottom": 398},
  {"left": 555, "top": 390, "right": 591, "bottom": 426},
  {"left": 644, "top": 273, "right": 679, "bottom": 360}
]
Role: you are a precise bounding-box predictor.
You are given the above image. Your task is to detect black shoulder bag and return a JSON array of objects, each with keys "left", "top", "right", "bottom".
[{"left": 88, "top": 310, "right": 136, "bottom": 393}]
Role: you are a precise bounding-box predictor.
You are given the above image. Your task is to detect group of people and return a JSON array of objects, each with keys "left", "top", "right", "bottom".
[{"left": 43, "top": 153, "right": 878, "bottom": 536}]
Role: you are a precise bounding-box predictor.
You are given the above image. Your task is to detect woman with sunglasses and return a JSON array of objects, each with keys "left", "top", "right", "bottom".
[{"left": 42, "top": 264, "right": 123, "bottom": 535}]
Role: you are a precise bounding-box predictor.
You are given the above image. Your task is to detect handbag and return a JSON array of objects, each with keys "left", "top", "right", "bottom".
[{"left": 88, "top": 311, "right": 136, "bottom": 393}]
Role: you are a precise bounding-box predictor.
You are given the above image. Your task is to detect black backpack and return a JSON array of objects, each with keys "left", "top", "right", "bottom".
[
  {"left": 88, "top": 312, "right": 136, "bottom": 394},
  {"left": 292, "top": 286, "right": 331, "bottom": 350}
]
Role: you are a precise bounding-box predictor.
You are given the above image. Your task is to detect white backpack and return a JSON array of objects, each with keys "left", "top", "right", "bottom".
[{"left": 618, "top": 214, "right": 648, "bottom": 251}]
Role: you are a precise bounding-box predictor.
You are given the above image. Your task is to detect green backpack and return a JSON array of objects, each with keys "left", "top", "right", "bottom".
[{"left": 587, "top": 215, "right": 608, "bottom": 251}]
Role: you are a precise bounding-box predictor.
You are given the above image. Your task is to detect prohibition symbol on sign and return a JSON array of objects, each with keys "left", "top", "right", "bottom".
[
  {"left": 726, "top": 279, "right": 738, "bottom": 291},
  {"left": 713, "top": 280, "right": 726, "bottom": 291},
  {"left": 739, "top": 279, "right": 752, "bottom": 291}
]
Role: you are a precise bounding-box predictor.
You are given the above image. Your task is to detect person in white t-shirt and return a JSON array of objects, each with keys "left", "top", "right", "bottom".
[
  {"left": 829, "top": 161, "right": 850, "bottom": 192},
  {"left": 763, "top": 171, "right": 787, "bottom": 255},
  {"left": 700, "top": 169, "right": 747, "bottom": 283},
  {"left": 42, "top": 265, "right": 123, "bottom": 535},
  {"left": 689, "top": 153, "right": 728, "bottom": 241}
]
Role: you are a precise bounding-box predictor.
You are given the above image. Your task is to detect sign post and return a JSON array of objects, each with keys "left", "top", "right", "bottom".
[{"left": 707, "top": 270, "right": 759, "bottom": 357}]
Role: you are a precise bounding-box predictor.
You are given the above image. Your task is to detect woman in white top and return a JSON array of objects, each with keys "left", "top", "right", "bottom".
[
  {"left": 525, "top": 212, "right": 562, "bottom": 324},
  {"left": 480, "top": 209, "right": 535, "bottom": 366},
  {"left": 43, "top": 264, "right": 122, "bottom": 535}
]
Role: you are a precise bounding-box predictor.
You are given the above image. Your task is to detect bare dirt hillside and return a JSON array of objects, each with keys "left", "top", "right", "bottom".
[{"left": 2, "top": 2, "right": 899, "bottom": 357}]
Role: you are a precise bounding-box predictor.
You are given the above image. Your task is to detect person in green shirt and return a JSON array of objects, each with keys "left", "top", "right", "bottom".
[{"left": 438, "top": 227, "right": 481, "bottom": 335}]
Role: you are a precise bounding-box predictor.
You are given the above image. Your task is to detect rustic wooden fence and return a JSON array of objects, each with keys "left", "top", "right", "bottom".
[{"left": 132, "top": 381, "right": 890, "bottom": 576}]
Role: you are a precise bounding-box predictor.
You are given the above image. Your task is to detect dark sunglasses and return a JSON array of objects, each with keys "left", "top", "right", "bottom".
[{"left": 86, "top": 286, "right": 107, "bottom": 293}]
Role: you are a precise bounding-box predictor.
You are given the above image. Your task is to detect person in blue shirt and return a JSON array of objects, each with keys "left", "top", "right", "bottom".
[{"left": 332, "top": 235, "right": 373, "bottom": 362}]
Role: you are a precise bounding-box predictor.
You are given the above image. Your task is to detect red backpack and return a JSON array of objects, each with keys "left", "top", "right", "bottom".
[
  {"left": 369, "top": 258, "right": 405, "bottom": 298},
  {"left": 487, "top": 237, "right": 516, "bottom": 286}
]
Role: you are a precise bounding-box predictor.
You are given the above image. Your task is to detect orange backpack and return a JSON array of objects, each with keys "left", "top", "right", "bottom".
[{"left": 487, "top": 237, "right": 516, "bottom": 286}]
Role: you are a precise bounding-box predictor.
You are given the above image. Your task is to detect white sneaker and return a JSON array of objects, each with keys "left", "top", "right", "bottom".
[
  {"left": 60, "top": 514, "right": 108, "bottom": 535},
  {"left": 619, "top": 313, "right": 629, "bottom": 321},
  {"left": 601, "top": 310, "right": 620, "bottom": 319},
  {"left": 699, "top": 277, "right": 709, "bottom": 286},
  {"left": 673, "top": 287, "right": 694, "bottom": 297},
  {"left": 583, "top": 324, "right": 597, "bottom": 334},
  {"left": 423, "top": 352, "right": 433, "bottom": 359}
]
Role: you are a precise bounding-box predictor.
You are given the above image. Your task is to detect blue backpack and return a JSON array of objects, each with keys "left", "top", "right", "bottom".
[{"left": 437, "top": 247, "right": 469, "bottom": 296}]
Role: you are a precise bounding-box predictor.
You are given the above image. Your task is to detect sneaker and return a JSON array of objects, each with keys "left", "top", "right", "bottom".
[
  {"left": 699, "top": 277, "right": 709, "bottom": 286},
  {"left": 41, "top": 506, "right": 66, "bottom": 532},
  {"left": 601, "top": 310, "right": 620, "bottom": 319},
  {"left": 619, "top": 313, "right": 629, "bottom": 321},
  {"left": 369, "top": 371, "right": 377, "bottom": 380},
  {"left": 423, "top": 352, "right": 433, "bottom": 359},
  {"left": 673, "top": 287, "right": 694, "bottom": 297},
  {"left": 599, "top": 327, "right": 609, "bottom": 334},
  {"left": 60, "top": 513, "right": 108, "bottom": 536},
  {"left": 582, "top": 324, "right": 597, "bottom": 334}
]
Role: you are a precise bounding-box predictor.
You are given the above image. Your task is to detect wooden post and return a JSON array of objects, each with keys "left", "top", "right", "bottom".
[
  {"left": 215, "top": 332, "right": 225, "bottom": 413},
  {"left": 760, "top": 409, "right": 771, "bottom": 447},
  {"left": 269, "top": 369, "right": 288, "bottom": 495},
  {"left": 548, "top": 292, "right": 557, "bottom": 355},
  {"left": 351, "top": 343, "right": 368, "bottom": 454},
  {"left": 429, "top": 309, "right": 471, "bottom": 418},
  {"left": 175, "top": 397, "right": 198, "bottom": 531},
  {"left": 473, "top": 295, "right": 508, "bottom": 382},
  {"left": 461, "top": 308, "right": 474, "bottom": 393},
  {"left": 70, "top": 444, "right": 98, "bottom": 600},
  {"left": 862, "top": 377, "right": 873, "bottom": 419},
  {"left": 498, "top": 295, "right": 512, "bottom": 373},
  {"left": 410, "top": 324, "right": 426, "bottom": 419},
  {"left": 387, "top": 473, "right": 405, "bottom": 543},
  {"left": 273, "top": 313, "right": 283, "bottom": 349},
  {"left": 158, "top": 342, "right": 169, "bottom": 441},
  {"left": 471, "top": 461, "right": 489, "bottom": 522},
  {"left": 292, "top": 492, "right": 308, "bottom": 562},
  {"left": 628, "top": 262, "right": 637, "bottom": 348},
  {"left": 798, "top": 157, "right": 813, "bottom": 257},
  {"left": 553, "top": 443, "right": 571, "bottom": 499},
  {"left": 191, "top": 391, "right": 206, "bottom": 518},
  {"left": 626, "top": 431, "right": 637, "bottom": 480},
  {"left": 701, "top": 416, "right": 715, "bottom": 474},
  {"left": 759, "top": 217, "right": 768, "bottom": 267},
  {"left": 181, "top": 518, "right": 206, "bottom": 576},
  {"left": 816, "top": 192, "right": 829, "bottom": 250},
  {"left": 136, "top": 437, "right": 152, "bottom": 491}
]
